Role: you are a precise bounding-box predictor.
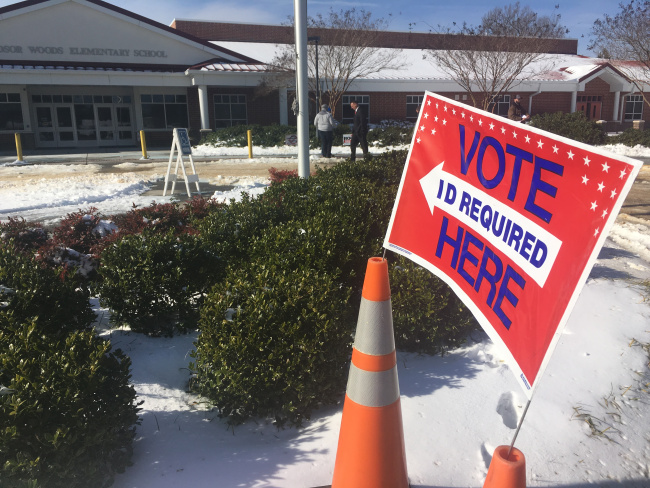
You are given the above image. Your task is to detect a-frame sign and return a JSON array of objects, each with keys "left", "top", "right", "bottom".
[{"left": 163, "top": 128, "right": 201, "bottom": 197}]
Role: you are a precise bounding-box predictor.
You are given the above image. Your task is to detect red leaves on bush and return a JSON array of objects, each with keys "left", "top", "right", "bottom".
[
  {"left": 269, "top": 167, "right": 298, "bottom": 185},
  {"left": 0, "top": 217, "right": 49, "bottom": 253}
]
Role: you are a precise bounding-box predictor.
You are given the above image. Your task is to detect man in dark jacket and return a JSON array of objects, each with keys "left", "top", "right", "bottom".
[
  {"left": 350, "top": 101, "right": 370, "bottom": 161},
  {"left": 508, "top": 94, "right": 531, "bottom": 123}
]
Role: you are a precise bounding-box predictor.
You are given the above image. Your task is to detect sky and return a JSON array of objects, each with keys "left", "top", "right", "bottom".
[{"left": 0, "top": 0, "right": 626, "bottom": 55}]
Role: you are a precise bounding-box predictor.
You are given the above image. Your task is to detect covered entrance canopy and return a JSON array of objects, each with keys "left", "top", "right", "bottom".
[{"left": 0, "top": 0, "right": 265, "bottom": 150}]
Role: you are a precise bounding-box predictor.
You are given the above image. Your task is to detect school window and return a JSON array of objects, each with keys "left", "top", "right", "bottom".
[
  {"left": 488, "top": 95, "right": 511, "bottom": 116},
  {"left": 342, "top": 95, "right": 369, "bottom": 124},
  {"left": 141, "top": 94, "right": 188, "bottom": 129},
  {"left": 214, "top": 94, "right": 247, "bottom": 128},
  {"left": 624, "top": 94, "right": 644, "bottom": 120},
  {"left": 0, "top": 93, "right": 24, "bottom": 131},
  {"left": 406, "top": 95, "right": 424, "bottom": 121}
]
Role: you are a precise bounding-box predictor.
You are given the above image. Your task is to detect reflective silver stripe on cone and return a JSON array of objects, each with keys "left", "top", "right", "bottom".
[
  {"left": 346, "top": 363, "right": 400, "bottom": 407},
  {"left": 354, "top": 298, "right": 395, "bottom": 356}
]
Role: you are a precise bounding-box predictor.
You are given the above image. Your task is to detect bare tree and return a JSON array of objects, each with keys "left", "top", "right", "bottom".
[
  {"left": 480, "top": 2, "right": 568, "bottom": 38},
  {"left": 266, "top": 8, "right": 406, "bottom": 118},
  {"left": 426, "top": 3, "right": 568, "bottom": 112},
  {"left": 590, "top": 1, "right": 650, "bottom": 108}
]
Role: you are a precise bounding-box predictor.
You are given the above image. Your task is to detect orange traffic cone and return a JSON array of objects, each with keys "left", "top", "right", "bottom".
[
  {"left": 331, "top": 257, "right": 408, "bottom": 488},
  {"left": 483, "top": 445, "right": 526, "bottom": 488}
]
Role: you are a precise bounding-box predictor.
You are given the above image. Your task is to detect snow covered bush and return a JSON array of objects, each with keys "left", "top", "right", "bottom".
[
  {"left": 0, "top": 217, "right": 48, "bottom": 254},
  {"left": 95, "top": 230, "right": 223, "bottom": 336},
  {"left": 368, "top": 124, "right": 413, "bottom": 146},
  {"left": 50, "top": 207, "right": 114, "bottom": 256},
  {"left": 0, "top": 316, "right": 139, "bottom": 488},
  {"left": 191, "top": 260, "right": 353, "bottom": 427},
  {"left": 0, "top": 241, "right": 95, "bottom": 335},
  {"left": 389, "top": 255, "right": 478, "bottom": 354}
]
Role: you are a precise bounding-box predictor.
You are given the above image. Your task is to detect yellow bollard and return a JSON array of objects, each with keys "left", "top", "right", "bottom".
[
  {"left": 247, "top": 129, "right": 253, "bottom": 159},
  {"left": 140, "top": 130, "right": 149, "bottom": 160},
  {"left": 15, "top": 133, "right": 24, "bottom": 162}
]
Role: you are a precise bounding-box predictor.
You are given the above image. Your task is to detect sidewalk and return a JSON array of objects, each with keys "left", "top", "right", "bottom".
[{"left": 0, "top": 147, "right": 258, "bottom": 165}]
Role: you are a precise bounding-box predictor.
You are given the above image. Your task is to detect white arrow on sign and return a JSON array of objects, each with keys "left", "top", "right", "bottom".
[{"left": 419, "top": 162, "right": 562, "bottom": 287}]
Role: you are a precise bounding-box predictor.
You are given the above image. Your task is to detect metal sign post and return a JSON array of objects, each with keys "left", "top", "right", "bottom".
[{"left": 163, "top": 128, "right": 201, "bottom": 197}]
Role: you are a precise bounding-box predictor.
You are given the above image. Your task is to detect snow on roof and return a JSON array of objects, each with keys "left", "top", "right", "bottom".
[{"left": 211, "top": 41, "right": 617, "bottom": 84}]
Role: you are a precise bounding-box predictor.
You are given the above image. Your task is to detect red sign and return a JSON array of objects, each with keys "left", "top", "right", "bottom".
[{"left": 384, "top": 92, "right": 642, "bottom": 396}]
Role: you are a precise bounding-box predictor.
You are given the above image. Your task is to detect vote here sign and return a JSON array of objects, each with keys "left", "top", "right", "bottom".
[{"left": 384, "top": 91, "right": 642, "bottom": 396}]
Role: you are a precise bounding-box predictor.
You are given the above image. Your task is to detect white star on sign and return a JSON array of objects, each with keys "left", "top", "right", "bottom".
[
  {"left": 478, "top": 119, "right": 483, "bottom": 126},
  {"left": 417, "top": 137, "right": 421, "bottom": 143},
  {"left": 537, "top": 140, "right": 544, "bottom": 149},
  {"left": 434, "top": 116, "right": 439, "bottom": 122},
  {"left": 619, "top": 169, "right": 626, "bottom": 179},
  {"left": 583, "top": 156, "right": 590, "bottom": 166},
  {"left": 436, "top": 103, "right": 439, "bottom": 108},
  {"left": 553, "top": 145, "right": 559, "bottom": 154},
  {"left": 489, "top": 122, "right": 495, "bottom": 130},
  {"left": 601, "top": 209, "right": 608, "bottom": 218},
  {"left": 444, "top": 105, "right": 448, "bottom": 112},
  {"left": 525, "top": 135, "right": 531, "bottom": 143},
  {"left": 594, "top": 228, "right": 600, "bottom": 237},
  {"left": 597, "top": 182, "right": 605, "bottom": 192},
  {"left": 602, "top": 162, "right": 610, "bottom": 172},
  {"left": 470, "top": 115, "right": 474, "bottom": 122},
  {"left": 512, "top": 130, "right": 518, "bottom": 138},
  {"left": 501, "top": 127, "right": 507, "bottom": 134},
  {"left": 431, "top": 128, "right": 436, "bottom": 135},
  {"left": 427, "top": 100, "right": 431, "bottom": 106},
  {"left": 424, "top": 112, "right": 429, "bottom": 119},
  {"left": 452, "top": 108, "right": 456, "bottom": 115},
  {"left": 420, "top": 125, "right": 425, "bottom": 131},
  {"left": 443, "top": 119, "right": 448, "bottom": 125},
  {"left": 461, "top": 112, "right": 466, "bottom": 118},
  {"left": 567, "top": 150, "right": 574, "bottom": 159},
  {"left": 590, "top": 201, "right": 598, "bottom": 211},
  {"left": 610, "top": 189, "right": 617, "bottom": 199},
  {"left": 582, "top": 175, "right": 589, "bottom": 185}
]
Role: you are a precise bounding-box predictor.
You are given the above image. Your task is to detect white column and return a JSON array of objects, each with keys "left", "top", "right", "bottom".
[
  {"left": 197, "top": 85, "right": 210, "bottom": 130},
  {"left": 613, "top": 91, "right": 621, "bottom": 121},
  {"left": 294, "top": 0, "right": 310, "bottom": 179},
  {"left": 279, "top": 87, "right": 288, "bottom": 125},
  {"left": 570, "top": 90, "right": 577, "bottom": 113}
]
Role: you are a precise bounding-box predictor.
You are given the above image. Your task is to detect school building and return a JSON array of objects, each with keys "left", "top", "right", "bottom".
[{"left": 1, "top": 0, "right": 648, "bottom": 152}]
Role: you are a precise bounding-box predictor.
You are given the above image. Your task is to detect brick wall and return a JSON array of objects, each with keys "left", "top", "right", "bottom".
[
  {"left": 172, "top": 20, "right": 578, "bottom": 54},
  {"left": 581, "top": 78, "right": 616, "bottom": 120},
  {"left": 530, "top": 92, "right": 573, "bottom": 115}
]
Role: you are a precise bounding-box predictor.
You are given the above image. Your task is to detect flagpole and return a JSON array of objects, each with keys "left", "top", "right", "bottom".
[{"left": 507, "top": 398, "right": 532, "bottom": 458}]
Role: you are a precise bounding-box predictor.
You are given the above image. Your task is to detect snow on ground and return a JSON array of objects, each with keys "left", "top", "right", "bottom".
[{"left": 1, "top": 144, "right": 650, "bottom": 487}]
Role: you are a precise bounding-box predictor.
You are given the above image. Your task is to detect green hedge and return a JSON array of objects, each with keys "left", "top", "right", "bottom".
[
  {"left": 530, "top": 111, "right": 606, "bottom": 145},
  {"left": 607, "top": 128, "right": 650, "bottom": 147},
  {"left": 0, "top": 241, "right": 94, "bottom": 336},
  {"left": 95, "top": 230, "right": 223, "bottom": 336},
  {"left": 191, "top": 261, "right": 353, "bottom": 427},
  {"left": 0, "top": 317, "right": 139, "bottom": 488},
  {"left": 198, "top": 123, "right": 412, "bottom": 149},
  {"left": 389, "top": 256, "right": 478, "bottom": 354}
]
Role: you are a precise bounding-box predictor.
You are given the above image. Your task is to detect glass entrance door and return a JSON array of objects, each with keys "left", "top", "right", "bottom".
[
  {"left": 35, "top": 106, "right": 56, "bottom": 147},
  {"left": 96, "top": 105, "right": 116, "bottom": 143},
  {"left": 55, "top": 106, "right": 76, "bottom": 146},
  {"left": 115, "top": 106, "right": 134, "bottom": 146}
]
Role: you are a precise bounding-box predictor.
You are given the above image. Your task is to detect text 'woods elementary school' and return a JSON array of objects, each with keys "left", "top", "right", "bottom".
[{"left": 1, "top": 0, "right": 648, "bottom": 152}]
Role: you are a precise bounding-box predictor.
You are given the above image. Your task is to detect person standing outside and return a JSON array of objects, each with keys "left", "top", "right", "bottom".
[
  {"left": 314, "top": 104, "right": 335, "bottom": 158},
  {"left": 350, "top": 100, "right": 370, "bottom": 161},
  {"left": 508, "top": 94, "right": 531, "bottom": 123}
]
